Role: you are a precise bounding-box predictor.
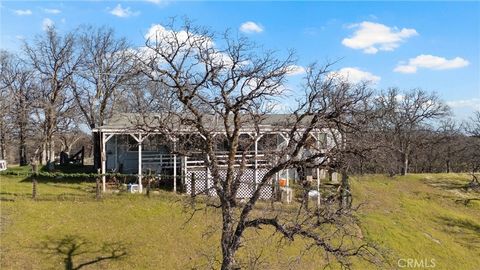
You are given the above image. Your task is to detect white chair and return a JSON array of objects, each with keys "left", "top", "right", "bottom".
[{"left": 127, "top": 183, "right": 140, "bottom": 193}]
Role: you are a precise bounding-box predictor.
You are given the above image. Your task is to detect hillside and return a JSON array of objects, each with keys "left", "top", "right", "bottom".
[{"left": 1, "top": 167, "right": 479, "bottom": 269}]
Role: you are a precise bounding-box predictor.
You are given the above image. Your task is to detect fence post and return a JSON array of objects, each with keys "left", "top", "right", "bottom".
[
  {"left": 96, "top": 176, "right": 101, "bottom": 200},
  {"left": 191, "top": 172, "right": 196, "bottom": 197},
  {"left": 32, "top": 179, "right": 38, "bottom": 200},
  {"left": 146, "top": 169, "right": 151, "bottom": 197},
  {"left": 96, "top": 169, "right": 102, "bottom": 200},
  {"left": 32, "top": 163, "right": 38, "bottom": 175},
  {"left": 31, "top": 161, "right": 38, "bottom": 200}
]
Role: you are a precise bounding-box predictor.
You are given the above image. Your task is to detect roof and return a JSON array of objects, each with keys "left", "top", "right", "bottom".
[{"left": 94, "top": 113, "right": 314, "bottom": 133}]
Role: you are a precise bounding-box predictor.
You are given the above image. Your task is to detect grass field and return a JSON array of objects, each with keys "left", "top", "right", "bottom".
[{"left": 1, "top": 166, "right": 479, "bottom": 269}]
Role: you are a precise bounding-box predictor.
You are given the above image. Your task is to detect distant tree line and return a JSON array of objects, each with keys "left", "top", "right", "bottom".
[
  {"left": 1, "top": 24, "right": 477, "bottom": 176},
  {"left": 0, "top": 23, "right": 480, "bottom": 174},
  {"left": 1, "top": 20, "right": 479, "bottom": 269},
  {"left": 348, "top": 89, "right": 480, "bottom": 176}
]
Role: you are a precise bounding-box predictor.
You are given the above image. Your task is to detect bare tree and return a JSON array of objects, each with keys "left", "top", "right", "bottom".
[
  {"left": 464, "top": 111, "right": 480, "bottom": 188},
  {"left": 0, "top": 52, "right": 13, "bottom": 160},
  {"left": 23, "top": 26, "right": 81, "bottom": 164},
  {"left": 134, "top": 20, "right": 381, "bottom": 269},
  {"left": 465, "top": 111, "right": 480, "bottom": 138},
  {"left": 374, "top": 88, "right": 450, "bottom": 175},
  {"left": 0, "top": 51, "right": 37, "bottom": 165},
  {"left": 72, "top": 25, "right": 137, "bottom": 169},
  {"left": 426, "top": 119, "right": 463, "bottom": 173},
  {"left": 0, "top": 85, "right": 11, "bottom": 160}
]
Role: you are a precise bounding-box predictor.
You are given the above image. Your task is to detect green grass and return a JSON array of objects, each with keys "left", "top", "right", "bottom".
[{"left": 1, "top": 167, "right": 479, "bottom": 269}]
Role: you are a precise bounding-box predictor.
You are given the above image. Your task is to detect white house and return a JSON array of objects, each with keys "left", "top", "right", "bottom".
[{"left": 94, "top": 113, "right": 335, "bottom": 199}]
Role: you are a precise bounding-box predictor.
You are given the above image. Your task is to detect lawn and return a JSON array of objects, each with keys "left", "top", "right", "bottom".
[{"left": 1, "top": 166, "right": 479, "bottom": 269}]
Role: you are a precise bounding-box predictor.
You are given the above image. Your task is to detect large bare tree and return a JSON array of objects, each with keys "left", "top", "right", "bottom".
[
  {"left": 466, "top": 111, "right": 480, "bottom": 138},
  {"left": 72, "top": 25, "right": 137, "bottom": 169},
  {"left": 374, "top": 88, "right": 450, "bottom": 175},
  {"left": 0, "top": 51, "right": 13, "bottom": 160},
  {"left": 133, "top": 20, "right": 381, "bottom": 269},
  {"left": 23, "top": 26, "right": 81, "bottom": 164},
  {"left": 464, "top": 111, "right": 480, "bottom": 188},
  {"left": 0, "top": 82, "right": 11, "bottom": 161},
  {"left": 0, "top": 51, "right": 37, "bottom": 165}
]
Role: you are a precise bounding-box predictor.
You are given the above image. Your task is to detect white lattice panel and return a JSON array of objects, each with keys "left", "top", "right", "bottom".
[
  {"left": 186, "top": 169, "right": 208, "bottom": 195},
  {"left": 257, "top": 169, "right": 273, "bottom": 200},
  {"left": 185, "top": 167, "right": 273, "bottom": 200}
]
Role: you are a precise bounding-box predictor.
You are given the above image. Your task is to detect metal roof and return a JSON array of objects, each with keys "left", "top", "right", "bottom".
[{"left": 94, "top": 113, "right": 314, "bottom": 133}]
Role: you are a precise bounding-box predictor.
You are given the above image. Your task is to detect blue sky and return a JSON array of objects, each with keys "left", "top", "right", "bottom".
[{"left": 1, "top": 1, "right": 479, "bottom": 119}]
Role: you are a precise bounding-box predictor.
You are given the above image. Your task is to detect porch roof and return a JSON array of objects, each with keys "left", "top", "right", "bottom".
[{"left": 93, "top": 113, "right": 316, "bottom": 133}]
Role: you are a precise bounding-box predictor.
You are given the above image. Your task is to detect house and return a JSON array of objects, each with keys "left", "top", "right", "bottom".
[{"left": 94, "top": 113, "right": 336, "bottom": 199}]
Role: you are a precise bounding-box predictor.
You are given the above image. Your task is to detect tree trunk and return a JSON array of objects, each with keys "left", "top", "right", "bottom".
[
  {"left": 221, "top": 244, "right": 237, "bottom": 270},
  {"left": 0, "top": 137, "right": 5, "bottom": 160},
  {"left": 221, "top": 205, "right": 238, "bottom": 270},
  {"left": 93, "top": 131, "right": 101, "bottom": 170},
  {"left": 359, "top": 159, "right": 364, "bottom": 175},
  {"left": 48, "top": 139, "right": 55, "bottom": 163},
  {"left": 19, "top": 125, "right": 27, "bottom": 166},
  {"left": 401, "top": 153, "right": 409, "bottom": 176},
  {"left": 446, "top": 159, "right": 451, "bottom": 173},
  {"left": 340, "top": 170, "right": 352, "bottom": 209},
  {"left": 19, "top": 144, "right": 27, "bottom": 166},
  {"left": 41, "top": 143, "right": 47, "bottom": 165},
  {"left": 0, "top": 122, "right": 6, "bottom": 160},
  {"left": 298, "top": 166, "right": 309, "bottom": 210}
]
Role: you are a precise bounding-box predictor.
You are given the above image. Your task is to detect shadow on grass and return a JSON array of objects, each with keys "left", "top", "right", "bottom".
[
  {"left": 20, "top": 176, "right": 95, "bottom": 184},
  {"left": 10, "top": 164, "right": 96, "bottom": 184},
  {"left": 0, "top": 192, "right": 97, "bottom": 202},
  {"left": 37, "top": 234, "right": 128, "bottom": 270},
  {"left": 423, "top": 179, "right": 468, "bottom": 191},
  {"left": 438, "top": 216, "right": 480, "bottom": 234},
  {"left": 41, "top": 164, "right": 95, "bottom": 174},
  {"left": 437, "top": 216, "right": 480, "bottom": 248}
]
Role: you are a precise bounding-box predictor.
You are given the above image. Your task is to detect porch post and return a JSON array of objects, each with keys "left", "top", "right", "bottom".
[
  {"left": 115, "top": 135, "right": 118, "bottom": 171},
  {"left": 316, "top": 131, "right": 321, "bottom": 207},
  {"left": 316, "top": 167, "right": 321, "bottom": 207},
  {"left": 254, "top": 135, "right": 258, "bottom": 189},
  {"left": 138, "top": 133, "right": 143, "bottom": 193},
  {"left": 173, "top": 140, "right": 177, "bottom": 193},
  {"left": 206, "top": 158, "right": 210, "bottom": 196},
  {"left": 184, "top": 156, "right": 188, "bottom": 193},
  {"left": 101, "top": 132, "right": 106, "bottom": 192}
]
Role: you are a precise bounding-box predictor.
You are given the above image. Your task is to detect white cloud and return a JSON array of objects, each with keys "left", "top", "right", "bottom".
[
  {"left": 446, "top": 98, "right": 480, "bottom": 110},
  {"left": 393, "top": 65, "right": 417, "bottom": 74},
  {"left": 145, "top": 0, "right": 163, "bottom": 4},
  {"left": 145, "top": 24, "right": 214, "bottom": 48},
  {"left": 14, "top": 9, "right": 32, "bottom": 16},
  {"left": 145, "top": 24, "right": 170, "bottom": 40},
  {"left": 395, "top": 94, "right": 405, "bottom": 102},
  {"left": 286, "top": 65, "right": 306, "bottom": 76},
  {"left": 330, "top": 67, "right": 381, "bottom": 84},
  {"left": 141, "top": 24, "right": 218, "bottom": 67},
  {"left": 43, "top": 8, "right": 61, "bottom": 14},
  {"left": 109, "top": 4, "right": 140, "bottom": 18},
  {"left": 394, "top": 54, "right": 469, "bottom": 74},
  {"left": 342, "top": 21, "right": 418, "bottom": 54},
  {"left": 239, "top": 21, "right": 264, "bottom": 34},
  {"left": 447, "top": 98, "right": 480, "bottom": 120},
  {"left": 42, "top": 18, "right": 54, "bottom": 31}
]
